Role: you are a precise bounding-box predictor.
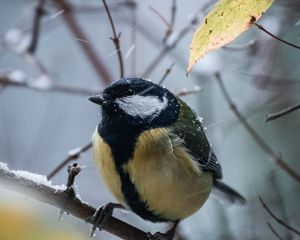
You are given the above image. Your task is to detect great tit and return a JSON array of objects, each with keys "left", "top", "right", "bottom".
[{"left": 89, "top": 78, "right": 245, "bottom": 239}]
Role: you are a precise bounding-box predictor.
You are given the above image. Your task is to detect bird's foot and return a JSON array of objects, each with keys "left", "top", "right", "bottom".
[
  {"left": 147, "top": 231, "right": 175, "bottom": 240},
  {"left": 147, "top": 220, "right": 179, "bottom": 240},
  {"left": 87, "top": 202, "right": 124, "bottom": 237}
]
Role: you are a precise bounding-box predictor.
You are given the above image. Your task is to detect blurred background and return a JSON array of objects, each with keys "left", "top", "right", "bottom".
[{"left": 0, "top": 0, "right": 300, "bottom": 239}]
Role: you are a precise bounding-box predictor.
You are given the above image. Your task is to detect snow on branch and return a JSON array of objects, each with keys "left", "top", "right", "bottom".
[{"left": 0, "top": 162, "right": 148, "bottom": 240}]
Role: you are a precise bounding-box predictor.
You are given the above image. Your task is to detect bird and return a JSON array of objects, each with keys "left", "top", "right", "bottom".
[{"left": 89, "top": 78, "right": 246, "bottom": 239}]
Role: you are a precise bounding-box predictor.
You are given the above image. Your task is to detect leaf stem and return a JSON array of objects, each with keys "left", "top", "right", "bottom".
[{"left": 254, "top": 22, "right": 300, "bottom": 50}]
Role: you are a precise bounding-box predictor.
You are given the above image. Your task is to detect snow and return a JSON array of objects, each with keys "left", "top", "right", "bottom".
[
  {"left": 8, "top": 70, "right": 26, "bottom": 83},
  {"left": 68, "top": 147, "right": 82, "bottom": 156},
  {"left": 125, "top": 44, "right": 136, "bottom": 59},
  {"left": 73, "top": 183, "right": 81, "bottom": 201},
  {"left": 0, "top": 162, "right": 9, "bottom": 171},
  {"left": 165, "top": 31, "right": 179, "bottom": 47},
  {"left": 0, "top": 161, "right": 66, "bottom": 191},
  {"left": 75, "top": 38, "right": 89, "bottom": 43},
  {"left": 4, "top": 28, "right": 32, "bottom": 53},
  {"left": 50, "top": 10, "right": 65, "bottom": 19},
  {"left": 29, "top": 74, "right": 52, "bottom": 90},
  {"left": 197, "top": 116, "right": 204, "bottom": 124},
  {"left": 194, "top": 85, "right": 201, "bottom": 91}
]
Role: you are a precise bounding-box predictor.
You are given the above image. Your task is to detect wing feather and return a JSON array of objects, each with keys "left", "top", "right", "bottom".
[{"left": 172, "top": 98, "right": 222, "bottom": 178}]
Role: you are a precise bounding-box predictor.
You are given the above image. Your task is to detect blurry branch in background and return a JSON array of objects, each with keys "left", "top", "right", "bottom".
[
  {"left": 158, "top": 62, "right": 175, "bottom": 85},
  {"left": 259, "top": 197, "right": 300, "bottom": 237},
  {"left": 267, "top": 222, "right": 284, "bottom": 240},
  {"left": 176, "top": 86, "right": 202, "bottom": 97},
  {"left": 102, "top": 0, "right": 125, "bottom": 79},
  {"left": 27, "top": 0, "right": 46, "bottom": 54},
  {"left": 47, "top": 142, "right": 92, "bottom": 180},
  {"left": 253, "top": 22, "right": 300, "bottom": 50},
  {"left": 51, "top": 0, "right": 112, "bottom": 85},
  {"left": 149, "top": 6, "right": 171, "bottom": 30},
  {"left": 268, "top": 171, "right": 293, "bottom": 239},
  {"left": 0, "top": 74, "right": 98, "bottom": 96},
  {"left": 215, "top": 73, "right": 300, "bottom": 183},
  {"left": 163, "top": 0, "right": 177, "bottom": 43},
  {"left": 265, "top": 103, "right": 300, "bottom": 122},
  {"left": 0, "top": 164, "right": 149, "bottom": 240},
  {"left": 142, "top": 1, "right": 214, "bottom": 77},
  {"left": 72, "top": 1, "right": 136, "bottom": 13}
]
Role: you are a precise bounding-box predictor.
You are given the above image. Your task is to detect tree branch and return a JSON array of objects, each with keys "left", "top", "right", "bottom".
[
  {"left": 215, "top": 73, "right": 300, "bottom": 183},
  {"left": 0, "top": 164, "right": 149, "bottom": 240},
  {"left": 0, "top": 74, "right": 98, "bottom": 96},
  {"left": 47, "top": 142, "right": 92, "bottom": 180},
  {"left": 259, "top": 197, "right": 300, "bottom": 236},
  {"left": 267, "top": 222, "right": 284, "bottom": 240},
  {"left": 102, "top": 0, "right": 125, "bottom": 79},
  {"left": 176, "top": 86, "right": 202, "bottom": 97},
  {"left": 254, "top": 22, "right": 300, "bottom": 50},
  {"left": 27, "top": 0, "right": 46, "bottom": 54},
  {"left": 265, "top": 103, "right": 300, "bottom": 122},
  {"left": 163, "top": 0, "right": 177, "bottom": 43},
  {"left": 142, "top": 1, "right": 214, "bottom": 77},
  {"left": 51, "top": 0, "right": 112, "bottom": 85},
  {"left": 158, "top": 62, "right": 175, "bottom": 85}
]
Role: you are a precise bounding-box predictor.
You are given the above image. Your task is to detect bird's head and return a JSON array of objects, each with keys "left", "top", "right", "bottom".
[{"left": 89, "top": 78, "right": 180, "bottom": 129}]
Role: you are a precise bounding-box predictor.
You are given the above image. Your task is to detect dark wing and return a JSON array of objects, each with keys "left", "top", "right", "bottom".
[{"left": 172, "top": 98, "right": 222, "bottom": 179}]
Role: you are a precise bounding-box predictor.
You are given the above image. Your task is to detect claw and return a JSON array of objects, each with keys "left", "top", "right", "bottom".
[
  {"left": 147, "top": 231, "right": 173, "bottom": 240},
  {"left": 87, "top": 202, "right": 124, "bottom": 237},
  {"left": 147, "top": 220, "right": 179, "bottom": 240}
]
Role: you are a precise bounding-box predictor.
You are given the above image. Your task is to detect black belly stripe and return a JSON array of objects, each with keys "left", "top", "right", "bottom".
[
  {"left": 98, "top": 124, "right": 168, "bottom": 222},
  {"left": 117, "top": 165, "right": 168, "bottom": 222}
]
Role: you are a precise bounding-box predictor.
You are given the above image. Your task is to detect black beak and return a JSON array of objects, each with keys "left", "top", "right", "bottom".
[{"left": 88, "top": 94, "right": 105, "bottom": 105}]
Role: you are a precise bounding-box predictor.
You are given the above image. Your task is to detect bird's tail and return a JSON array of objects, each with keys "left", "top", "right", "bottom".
[{"left": 211, "top": 179, "right": 246, "bottom": 205}]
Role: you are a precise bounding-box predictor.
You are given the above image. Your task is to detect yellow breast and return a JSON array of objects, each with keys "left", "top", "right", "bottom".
[
  {"left": 124, "top": 128, "right": 213, "bottom": 220},
  {"left": 92, "top": 129, "right": 126, "bottom": 206},
  {"left": 92, "top": 128, "right": 213, "bottom": 221}
]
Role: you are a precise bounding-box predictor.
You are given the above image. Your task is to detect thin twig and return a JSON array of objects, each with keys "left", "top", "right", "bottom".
[
  {"left": 254, "top": 22, "right": 300, "bottom": 50},
  {"left": 267, "top": 222, "right": 284, "bottom": 240},
  {"left": 163, "top": 0, "right": 177, "bottom": 42},
  {"left": 265, "top": 103, "right": 300, "bottom": 122},
  {"left": 176, "top": 87, "right": 202, "bottom": 97},
  {"left": 73, "top": 1, "right": 136, "bottom": 13},
  {"left": 66, "top": 163, "right": 81, "bottom": 189},
  {"left": 259, "top": 197, "right": 300, "bottom": 236},
  {"left": 269, "top": 171, "right": 293, "bottom": 239},
  {"left": 215, "top": 73, "right": 300, "bottom": 183},
  {"left": 0, "top": 75, "right": 98, "bottom": 96},
  {"left": 51, "top": 0, "right": 112, "bottom": 85},
  {"left": 158, "top": 62, "right": 175, "bottom": 85},
  {"left": 59, "top": 163, "right": 81, "bottom": 219},
  {"left": 102, "top": 0, "right": 125, "bottom": 79},
  {"left": 27, "top": 0, "right": 46, "bottom": 54},
  {"left": 130, "top": 0, "right": 138, "bottom": 75},
  {"left": 47, "top": 142, "right": 92, "bottom": 180},
  {"left": 149, "top": 5, "right": 171, "bottom": 29},
  {"left": 0, "top": 166, "right": 148, "bottom": 240},
  {"left": 142, "top": 1, "right": 214, "bottom": 77}
]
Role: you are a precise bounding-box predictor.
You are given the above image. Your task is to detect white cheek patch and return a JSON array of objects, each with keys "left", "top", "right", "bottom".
[{"left": 115, "top": 95, "right": 168, "bottom": 119}]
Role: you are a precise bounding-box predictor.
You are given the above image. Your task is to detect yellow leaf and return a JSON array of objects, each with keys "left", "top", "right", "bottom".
[{"left": 188, "top": 0, "right": 273, "bottom": 72}]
